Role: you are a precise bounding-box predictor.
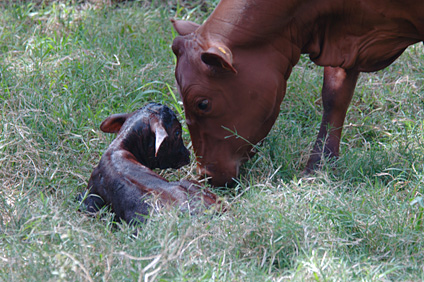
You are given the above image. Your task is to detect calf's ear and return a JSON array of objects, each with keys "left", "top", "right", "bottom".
[
  {"left": 171, "top": 19, "right": 200, "bottom": 35},
  {"left": 150, "top": 119, "right": 168, "bottom": 157},
  {"left": 201, "top": 45, "right": 237, "bottom": 73},
  {"left": 100, "top": 113, "right": 132, "bottom": 133}
]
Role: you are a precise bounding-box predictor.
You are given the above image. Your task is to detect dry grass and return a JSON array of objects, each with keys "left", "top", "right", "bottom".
[{"left": 1, "top": 1, "right": 423, "bottom": 281}]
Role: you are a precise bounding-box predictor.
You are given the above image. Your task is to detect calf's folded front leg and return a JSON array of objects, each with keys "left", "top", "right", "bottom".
[{"left": 305, "top": 66, "right": 360, "bottom": 172}]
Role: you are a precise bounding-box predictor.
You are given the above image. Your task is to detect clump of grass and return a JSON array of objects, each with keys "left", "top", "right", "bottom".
[{"left": 1, "top": 1, "right": 423, "bottom": 281}]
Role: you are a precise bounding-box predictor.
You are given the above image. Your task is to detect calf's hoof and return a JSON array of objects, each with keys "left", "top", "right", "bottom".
[{"left": 174, "top": 179, "right": 227, "bottom": 215}]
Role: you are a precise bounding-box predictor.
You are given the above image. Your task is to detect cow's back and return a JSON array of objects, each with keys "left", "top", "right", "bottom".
[{"left": 198, "top": 0, "right": 424, "bottom": 71}]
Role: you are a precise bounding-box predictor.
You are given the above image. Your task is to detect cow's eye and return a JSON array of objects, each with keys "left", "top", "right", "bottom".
[
  {"left": 198, "top": 99, "right": 209, "bottom": 111},
  {"left": 175, "top": 130, "right": 180, "bottom": 138}
]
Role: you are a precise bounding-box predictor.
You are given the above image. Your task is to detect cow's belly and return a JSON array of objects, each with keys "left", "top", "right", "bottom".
[
  {"left": 354, "top": 34, "right": 420, "bottom": 72},
  {"left": 309, "top": 28, "right": 421, "bottom": 72}
]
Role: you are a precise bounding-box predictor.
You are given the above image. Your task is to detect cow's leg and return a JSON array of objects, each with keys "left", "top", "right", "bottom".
[{"left": 305, "top": 66, "right": 360, "bottom": 172}]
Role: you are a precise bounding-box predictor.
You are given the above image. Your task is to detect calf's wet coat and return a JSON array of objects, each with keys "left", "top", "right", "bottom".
[{"left": 79, "top": 103, "right": 219, "bottom": 225}]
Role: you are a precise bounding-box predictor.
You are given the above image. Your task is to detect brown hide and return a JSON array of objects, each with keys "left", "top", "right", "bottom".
[
  {"left": 80, "top": 103, "right": 219, "bottom": 225},
  {"left": 172, "top": 0, "right": 424, "bottom": 186}
]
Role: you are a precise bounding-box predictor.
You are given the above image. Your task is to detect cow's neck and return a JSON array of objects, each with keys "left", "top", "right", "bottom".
[
  {"left": 199, "top": 0, "right": 299, "bottom": 45},
  {"left": 196, "top": 0, "right": 315, "bottom": 77}
]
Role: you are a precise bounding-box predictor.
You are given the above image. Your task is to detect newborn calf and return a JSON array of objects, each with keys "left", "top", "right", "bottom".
[{"left": 80, "top": 103, "right": 218, "bottom": 224}]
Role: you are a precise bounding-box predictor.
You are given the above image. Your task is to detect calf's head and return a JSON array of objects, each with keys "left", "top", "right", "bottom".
[
  {"left": 172, "top": 20, "right": 289, "bottom": 186},
  {"left": 100, "top": 103, "right": 190, "bottom": 169}
]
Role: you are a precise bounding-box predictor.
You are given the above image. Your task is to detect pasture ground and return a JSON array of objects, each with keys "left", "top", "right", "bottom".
[{"left": 1, "top": 1, "right": 423, "bottom": 281}]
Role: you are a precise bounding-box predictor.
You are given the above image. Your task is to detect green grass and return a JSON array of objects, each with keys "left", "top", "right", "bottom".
[{"left": 1, "top": 1, "right": 423, "bottom": 281}]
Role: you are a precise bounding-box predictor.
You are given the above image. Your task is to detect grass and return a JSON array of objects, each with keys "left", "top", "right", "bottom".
[{"left": 1, "top": 1, "right": 423, "bottom": 281}]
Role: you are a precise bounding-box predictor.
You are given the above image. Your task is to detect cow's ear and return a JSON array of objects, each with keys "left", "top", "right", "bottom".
[
  {"left": 171, "top": 19, "right": 200, "bottom": 35},
  {"left": 150, "top": 119, "right": 169, "bottom": 157},
  {"left": 201, "top": 45, "right": 237, "bottom": 73},
  {"left": 100, "top": 113, "right": 132, "bottom": 133}
]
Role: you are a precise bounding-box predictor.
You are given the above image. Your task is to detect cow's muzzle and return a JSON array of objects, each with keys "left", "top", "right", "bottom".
[{"left": 197, "top": 161, "right": 240, "bottom": 187}]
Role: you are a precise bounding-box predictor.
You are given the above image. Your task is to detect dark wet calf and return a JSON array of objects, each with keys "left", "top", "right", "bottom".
[{"left": 79, "top": 103, "right": 218, "bottom": 225}]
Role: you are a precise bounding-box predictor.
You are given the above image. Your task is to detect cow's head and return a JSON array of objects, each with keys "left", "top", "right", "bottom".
[{"left": 172, "top": 20, "right": 289, "bottom": 186}]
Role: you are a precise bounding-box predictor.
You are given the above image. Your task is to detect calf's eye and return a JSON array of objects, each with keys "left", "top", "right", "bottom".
[{"left": 198, "top": 99, "right": 209, "bottom": 111}]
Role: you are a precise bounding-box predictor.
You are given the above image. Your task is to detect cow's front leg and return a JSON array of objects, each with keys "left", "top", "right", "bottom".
[{"left": 305, "top": 66, "right": 360, "bottom": 172}]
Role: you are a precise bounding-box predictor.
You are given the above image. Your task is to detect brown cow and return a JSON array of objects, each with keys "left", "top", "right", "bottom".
[
  {"left": 79, "top": 103, "right": 218, "bottom": 224},
  {"left": 171, "top": 0, "right": 424, "bottom": 186}
]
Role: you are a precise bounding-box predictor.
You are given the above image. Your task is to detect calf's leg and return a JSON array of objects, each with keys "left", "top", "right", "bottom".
[
  {"left": 305, "top": 66, "right": 360, "bottom": 172},
  {"left": 78, "top": 192, "right": 105, "bottom": 214}
]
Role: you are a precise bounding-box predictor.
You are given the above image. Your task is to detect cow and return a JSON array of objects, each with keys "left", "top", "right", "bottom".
[
  {"left": 171, "top": 0, "right": 424, "bottom": 186},
  {"left": 79, "top": 103, "right": 218, "bottom": 225}
]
